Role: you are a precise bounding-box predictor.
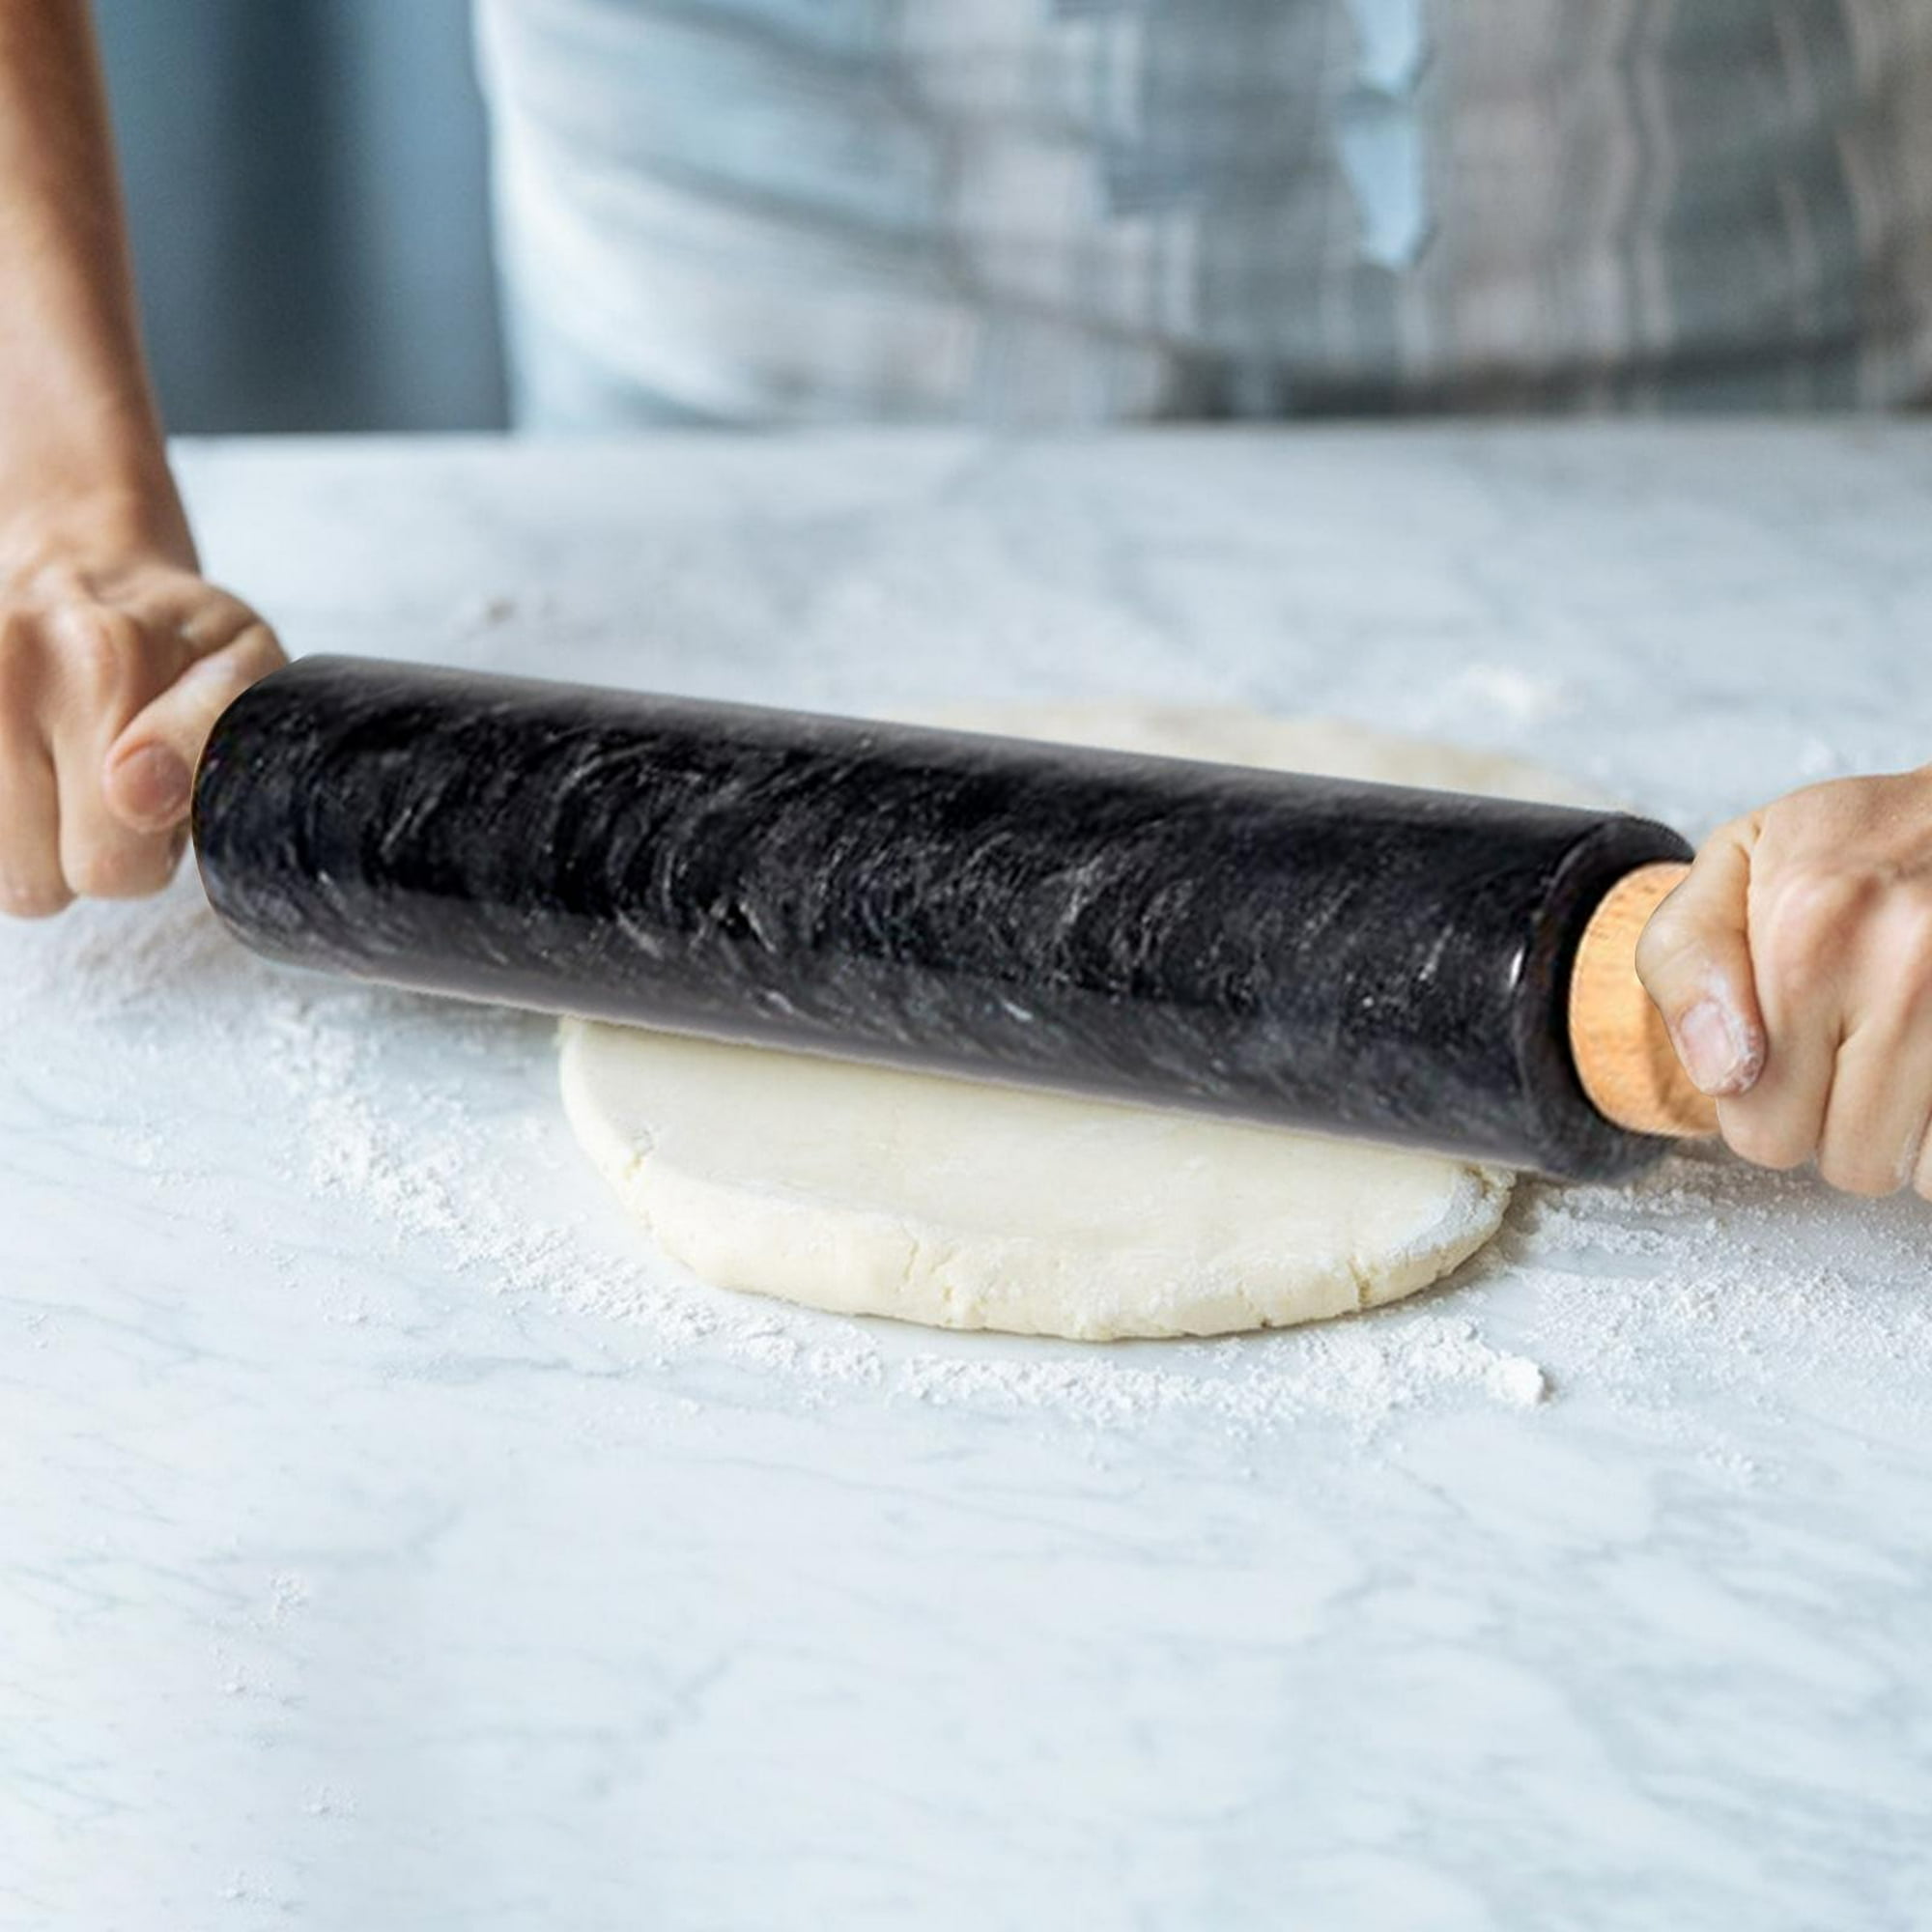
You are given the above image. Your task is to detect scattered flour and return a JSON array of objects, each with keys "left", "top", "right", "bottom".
[
  {"left": 7, "top": 871, "right": 1927, "bottom": 1451},
  {"left": 1450, "top": 662, "right": 1571, "bottom": 726},
  {"left": 250, "top": 980, "right": 1553, "bottom": 1435}
]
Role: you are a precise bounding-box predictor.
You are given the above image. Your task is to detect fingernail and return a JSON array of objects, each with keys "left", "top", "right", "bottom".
[
  {"left": 1674, "top": 999, "right": 1759, "bottom": 1096},
  {"left": 112, "top": 745, "right": 192, "bottom": 825}
]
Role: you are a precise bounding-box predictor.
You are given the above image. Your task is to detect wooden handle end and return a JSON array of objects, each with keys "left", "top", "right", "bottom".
[{"left": 1568, "top": 862, "right": 1719, "bottom": 1141}]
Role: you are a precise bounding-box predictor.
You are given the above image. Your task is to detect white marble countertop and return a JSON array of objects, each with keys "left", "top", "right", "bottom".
[{"left": 5, "top": 426, "right": 1931, "bottom": 1931}]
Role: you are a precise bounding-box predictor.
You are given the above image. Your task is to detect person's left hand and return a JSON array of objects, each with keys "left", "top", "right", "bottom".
[{"left": 1636, "top": 768, "right": 1932, "bottom": 1198}]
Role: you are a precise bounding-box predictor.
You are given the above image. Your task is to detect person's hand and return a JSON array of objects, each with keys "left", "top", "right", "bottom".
[
  {"left": 1636, "top": 770, "right": 1932, "bottom": 1197},
  {"left": 0, "top": 503, "right": 284, "bottom": 917}
]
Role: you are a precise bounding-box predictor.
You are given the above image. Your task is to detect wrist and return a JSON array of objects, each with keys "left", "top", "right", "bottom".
[{"left": 0, "top": 452, "right": 194, "bottom": 586}]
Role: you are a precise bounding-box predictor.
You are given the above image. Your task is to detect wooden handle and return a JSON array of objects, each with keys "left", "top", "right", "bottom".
[{"left": 1568, "top": 862, "right": 1719, "bottom": 1140}]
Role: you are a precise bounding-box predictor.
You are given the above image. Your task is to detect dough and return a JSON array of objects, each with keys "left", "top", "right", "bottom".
[{"left": 560, "top": 707, "right": 1587, "bottom": 1340}]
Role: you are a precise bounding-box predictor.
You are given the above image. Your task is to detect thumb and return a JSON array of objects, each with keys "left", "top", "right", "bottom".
[
  {"left": 103, "top": 624, "right": 286, "bottom": 834},
  {"left": 1633, "top": 820, "right": 1768, "bottom": 1098}
]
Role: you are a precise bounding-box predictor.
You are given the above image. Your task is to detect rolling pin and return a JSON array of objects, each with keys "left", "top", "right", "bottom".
[{"left": 192, "top": 656, "right": 1718, "bottom": 1181}]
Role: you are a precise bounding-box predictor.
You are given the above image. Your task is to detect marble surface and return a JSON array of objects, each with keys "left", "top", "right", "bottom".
[
  {"left": 196, "top": 654, "right": 1684, "bottom": 1178},
  {"left": 4, "top": 424, "right": 1932, "bottom": 1930}
]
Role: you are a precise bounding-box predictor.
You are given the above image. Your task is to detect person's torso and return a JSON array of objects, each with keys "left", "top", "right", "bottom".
[{"left": 476, "top": 0, "right": 1932, "bottom": 425}]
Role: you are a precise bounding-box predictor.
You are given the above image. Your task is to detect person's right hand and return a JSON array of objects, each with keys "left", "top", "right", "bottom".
[{"left": 0, "top": 503, "right": 285, "bottom": 917}]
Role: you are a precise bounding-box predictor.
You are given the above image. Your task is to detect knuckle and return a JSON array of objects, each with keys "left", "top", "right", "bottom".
[
  {"left": 62, "top": 848, "right": 126, "bottom": 899},
  {"left": 239, "top": 620, "right": 288, "bottom": 675},
  {"left": 1761, "top": 781, "right": 1862, "bottom": 844},
  {"left": 179, "top": 590, "right": 251, "bottom": 644},
  {"left": 54, "top": 607, "right": 147, "bottom": 696},
  {"left": 1633, "top": 908, "right": 1686, "bottom": 986},
  {"left": 1760, "top": 869, "right": 1871, "bottom": 981},
  {"left": 0, "top": 871, "right": 72, "bottom": 920},
  {"left": 1816, "top": 1147, "right": 1902, "bottom": 1198},
  {"left": 215, "top": 621, "right": 287, "bottom": 688},
  {"left": 66, "top": 837, "right": 175, "bottom": 901},
  {"left": 1720, "top": 1106, "right": 1815, "bottom": 1174},
  {"left": 178, "top": 624, "right": 285, "bottom": 721}
]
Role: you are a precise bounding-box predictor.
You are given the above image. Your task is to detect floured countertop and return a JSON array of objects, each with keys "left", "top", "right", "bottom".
[{"left": 5, "top": 426, "right": 1931, "bottom": 1930}]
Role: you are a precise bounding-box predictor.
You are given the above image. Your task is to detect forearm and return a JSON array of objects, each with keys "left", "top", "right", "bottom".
[{"left": 0, "top": 0, "right": 185, "bottom": 564}]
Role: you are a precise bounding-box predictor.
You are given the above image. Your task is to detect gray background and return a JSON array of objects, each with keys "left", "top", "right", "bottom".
[{"left": 96, "top": 0, "right": 508, "bottom": 434}]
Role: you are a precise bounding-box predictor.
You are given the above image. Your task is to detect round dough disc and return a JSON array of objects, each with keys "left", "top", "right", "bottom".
[{"left": 560, "top": 707, "right": 1582, "bottom": 1341}]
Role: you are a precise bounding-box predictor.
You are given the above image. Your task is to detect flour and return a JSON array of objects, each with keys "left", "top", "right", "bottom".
[
  {"left": 8, "top": 870, "right": 1925, "bottom": 1449},
  {"left": 4, "top": 877, "right": 1560, "bottom": 1437},
  {"left": 1510, "top": 1152, "right": 1932, "bottom": 1415},
  {"left": 1450, "top": 662, "right": 1571, "bottom": 726},
  {"left": 264, "top": 980, "right": 1548, "bottom": 1434}
]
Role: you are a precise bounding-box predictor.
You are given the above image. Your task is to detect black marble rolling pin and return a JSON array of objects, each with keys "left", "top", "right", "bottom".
[{"left": 192, "top": 656, "right": 1719, "bottom": 1181}]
